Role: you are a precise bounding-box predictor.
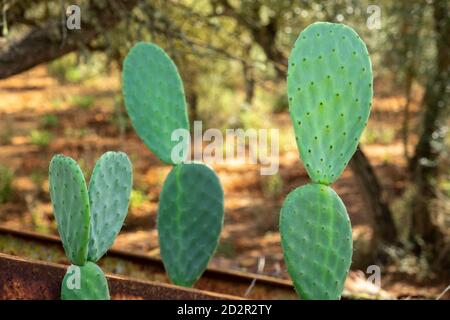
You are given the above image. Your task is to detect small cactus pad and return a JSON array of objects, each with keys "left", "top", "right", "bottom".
[
  {"left": 122, "top": 42, "right": 190, "bottom": 165},
  {"left": 49, "top": 155, "right": 90, "bottom": 266},
  {"left": 287, "top": 22, "right": 373, "bottom": 184},
  {"left": 87, "top": 151, "right": 132, "bottom": 262},
  {"left": 158, "top": 163, "right": 224, "bottom": 287},
  {"left": 61, "top": 262, "right": 110, "bottom": 300},
  {"left": 280, "top": 183, "right": 352, "bottom": 300}
]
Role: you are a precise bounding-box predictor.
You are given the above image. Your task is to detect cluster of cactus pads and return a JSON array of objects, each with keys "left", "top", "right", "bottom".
[
  {"left": 49, "top": 152, "right": 132, "bottom": 299},
  {"left": 122, "top": 42, "right": 224, "bottom": 287},
  {"left": 280, "top": 22, "right": 373, "bottom": 299},
  {"left": 47, "top": 21, "right": 371, "bottom": 300}
]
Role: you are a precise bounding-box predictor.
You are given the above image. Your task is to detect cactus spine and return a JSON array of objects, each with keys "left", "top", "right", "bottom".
[
  {"left": 49, "top": 152, "right": 132, "bottom": 300},
  {"left": 281, "top": 22, "right": 373, "bottom": 299},
  {"left": 122, "top": 42, "right": 224, "bottom": 287}
]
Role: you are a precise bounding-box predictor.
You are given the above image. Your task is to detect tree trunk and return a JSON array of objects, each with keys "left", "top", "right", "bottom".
[
  {"left": 187, "top": 91, "right": 199, "bottom": 125},
  {"left": 408, "top": 0, "right": 448, "bottom": 250},
  {"left": 242, "top": 58, "right": 255, "bottom": 105},
  {"left": 350, "top": 148, "right": 398, "bottom": 243},
  {"left": 402, "top": 72, "right": 413, "bottom": 161}
]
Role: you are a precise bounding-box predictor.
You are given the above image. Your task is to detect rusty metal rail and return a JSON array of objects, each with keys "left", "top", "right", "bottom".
[
  {"left": 0, "top": 252, "right": 239, "bottom": 299},
  {"left": 0, "top": 226, "right": 297, "bottom": 299}
]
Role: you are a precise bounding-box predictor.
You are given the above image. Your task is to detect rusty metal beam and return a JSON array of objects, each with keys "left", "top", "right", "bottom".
[
  {"left": 0, "top": 226, "right": 297, "bottom": 299},
  {"left": 0, "top": 253, "right": 239, "bottom": 300}
]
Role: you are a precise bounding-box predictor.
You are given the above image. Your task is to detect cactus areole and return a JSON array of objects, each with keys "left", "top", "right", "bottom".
[{"left": 280, "top": 22, "right": 373, "bottom": 299}]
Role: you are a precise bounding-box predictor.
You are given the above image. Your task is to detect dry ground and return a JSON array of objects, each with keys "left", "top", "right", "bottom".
[{"left": 0, "top": 66, "right": 448, "bottom": 299}]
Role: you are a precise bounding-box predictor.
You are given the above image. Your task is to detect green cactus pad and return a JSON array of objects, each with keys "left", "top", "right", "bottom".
[
  {"left": 61, "top": 262, "right": 110, "bottom": 300},
  {"left": 280, "top": 183, "right": 352, "bottom": 300},
  {"left": 287, "top": 22, "right": 373, "bottom": 184},
  {"left": 158, "top": 163, "right": 224, "bottom": 287},
  {"left": 49, "top": 155, "right": 90, "bottom": 266},
  {"left": 122, "top": 42, "right": 190, "bottom": 165},
  {"left": 87, "top": 151, "right": 132, "bottom": 262}
]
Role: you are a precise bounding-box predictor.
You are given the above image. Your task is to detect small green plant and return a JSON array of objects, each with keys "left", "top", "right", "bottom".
[
  {"left": 70, "top": 95, "right": 94, "bottom": 110},
  {"left": 49, "top": 152, "right": 132, "bottom": 300},
  {"left": 280, "top": 22, "right": 373, "bottom": 299},
  {"left": 48, "top": 54, "right": 83, "bottom": 84},
  {"left": 48, "top": 53, "right": 106, "bottom": 84},
  {"left": 129, "top": 188, "right": 145, "bottom": 209},
  {"left": 361, "top": 126, "right": 396, "bottom": 145},
  {"left": 261, "top": 173, "right": 284, "bottom": 200},
  {"left": 30, "top": 130, "right": 52, "bottom": 147},
  {"left": 122, "top": 42, "right": 224, "bottom": 287},
  {"left": 0, "top": 165, "right": 12, "bottom": 203},
  {"left": 0, "top": 118, "right": 13, "bottom": 145},
  {"left": 64, "top": 128, "right": 91, "bottom": 139},
  {"left": 273, "top": 93, "right": 289, "bottom": 113},
  {"left": 40, "top": 114, "right": 59, "bottom": 129},
  {"left": 50, "top": 98, "right": 63, "bottom": 109},
  {"left": 30, "top": 170, "right": 46, "bottom": 192}
]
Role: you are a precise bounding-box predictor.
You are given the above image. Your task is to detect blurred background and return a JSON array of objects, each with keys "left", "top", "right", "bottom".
[{"left": 0, "top": 0, "right": 448, "bottom": 299}]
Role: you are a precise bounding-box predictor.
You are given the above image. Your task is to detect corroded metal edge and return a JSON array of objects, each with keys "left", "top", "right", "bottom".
[
  {"left": 0, "top": 252, "right": 240, "bottom": 300},
  {"left": 0, "top": 226, "right": 297, "bottom": 299}
]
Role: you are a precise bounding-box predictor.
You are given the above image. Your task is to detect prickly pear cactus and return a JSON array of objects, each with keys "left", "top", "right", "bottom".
[
  {"left": 122, "top": 42, "right": 225, "bottom": 288},
  {"left": 49, "top": 155, "right": 90, "bottom": 266},
  {"left": 281, "top": 22, "right": 373, "bottom": 300},
  {"left": 61, "top": 262, "right": 110, "bottom": 300},
  {"left": 88, "top": 151, "right": 132, "bottom": 262},
  {"left": 280, "top": 184, "right": 352, "bottom": 299},
  {"left": 287, "top": 22, "right": 372, "bottom": 184},
  {"left": 158, "top": 163, "right": 224, "bottom": 287},
  {"left": 122, "top": 42, "right": 190, "bottom": 165},
  {"left": 49, "top": 152, "right": 133, "bottom": 300}
]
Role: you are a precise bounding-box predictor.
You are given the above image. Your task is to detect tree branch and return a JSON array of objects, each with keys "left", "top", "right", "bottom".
[{"left": 0, "top": 0, "right": 138, "bottom": 79}]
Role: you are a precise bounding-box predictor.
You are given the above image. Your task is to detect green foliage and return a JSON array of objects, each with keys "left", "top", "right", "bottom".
[
  {"left": 50, "top": 98, "right": 63, "bottom": 109},
  {"left": 49, "top": 152, "right": 132, "bottom": 299},
  {"left": 287, "top": 22, "right": 372, "bottom": 185},
  {"left": 30, "top": 130, "right": 52, "bottom": 147},
  {"left": 70, "top": 95, "right": 94, "bottom": 110},
  {"left": 280, "top": 22, "right": 373, "bottom": 300},
  {"left": 30, "top": 170, "right": 46, "bottom": 192},
  {"left": 261, "top": 173, "right": 284, "bottom": 200},
  {"left": 48, "top": 54, "right": 83, "bottom": 84},
  {"left": 40, "top": 114, "right": 59, "bottom": 129},
  {"left": 87, "top": 152, "right": 132, "bottom": 262},
  {"left": 48, "top": 53, "right": 106, "bottom": 84},
  {"left": 64, "top": 128, "right": 91, "bottom": 139},
  {"left": 49, "top": 155, "right": 90, "bottom": 266},
  {"left": 158, "top": 163, "right": 224, "bottom": 287},
  {"left": 273, "top": 93, "right": 289, "bottom": 114},
  {"left": 280, "top": 183, "right": 352, "bottom": 299},
  {"left": 361, "top": 126, "right": 396, "bottom": 145},
  {"left": 0, "top": 165, "right": 12, "bottom": 204},
  {"left": 122, "top": 42, "right": 189, "bottom": 165},
  {"left": 130, "top": 189, "right": 145, "bottom": 209},
  {"left": 61, "top": 262, "right": 110, "bottom": 300},
  {"left": 215, "top": 238, "right": 237, "bottom": 259}
]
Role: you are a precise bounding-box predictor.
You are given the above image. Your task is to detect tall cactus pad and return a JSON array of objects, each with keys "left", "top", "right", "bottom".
[
  {"left": 49, "top": 155, "right": 90, "bottom": 266},
  {"left": 287, "top": 22, "right": 372, "bottom": 184},
  {"left": 87, "top": 151, "right": 133, "bottom": 262},
  {"left": 280, "top": 183, "right": 352, "bottom": 299},
  {"left": 158, "top": 163, "right": 224, "bottom": 287},
  {"left": 61, "top": 262, "right": 110, "bottom": 300},
  {"left": 122, "top": 42, "right": 190, "bottom": 165}
]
